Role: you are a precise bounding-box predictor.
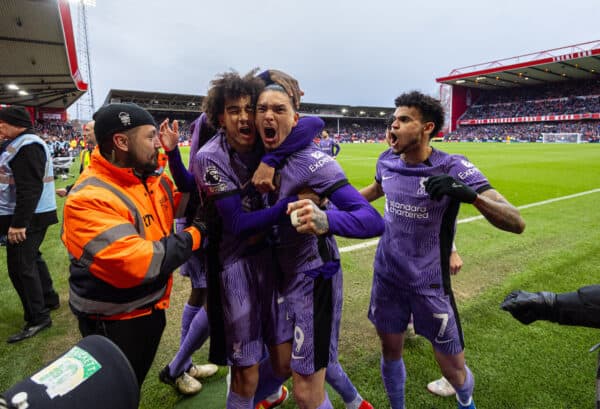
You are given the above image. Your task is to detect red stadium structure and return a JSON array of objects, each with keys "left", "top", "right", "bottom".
[
  {"left": 0, "top": 0, "right": 87, "bottom": 121},
  {"left": 436, "top": 40, "right": 600, "bottom": 138}
]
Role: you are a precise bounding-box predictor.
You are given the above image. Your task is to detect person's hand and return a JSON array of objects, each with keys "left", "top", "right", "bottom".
[
  {"left": 159, "top": 118, "right": 180, "bottom": 152},
  {"left": 7, "top": 226, "right": 26, "bottom": 244},
  {"left": 425, "top": 174, "right": 477, "bottom": 203},
  {"left": 191, "top": 206, "right": 209, "bottom": 249},
  {"left": 500, "top": 290, "right": 557, "bottom": 324},
  {"left": 56, "top": 188, "right": 68, "bottom": 197},
  {"left": 252, "top": 162, "right": 276, "bottom": 193},
  {"left": 449, "top": 250, "right": 463, "bottom": 275},
  {"left": 268, "top": 69, "right": 304, "bottom": 110},
  {"left": 287, "top": 199, "right": 329, "bottom": 235}
]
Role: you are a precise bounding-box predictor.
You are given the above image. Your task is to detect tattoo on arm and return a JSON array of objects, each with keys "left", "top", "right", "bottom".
[
  {"left": 311, "top": 202, "right": 330, "bottom": 235},
  {"left": 474, "top": 189, "right": 525, "bottom": 234}
]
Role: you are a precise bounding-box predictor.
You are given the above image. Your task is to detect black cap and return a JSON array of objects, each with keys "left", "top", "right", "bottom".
[
  {"left": 0, "top": 106, "right": 33, "bottom": 128},
  {"left": 93, "top": 103, "right": 156, "bottom": 146}
]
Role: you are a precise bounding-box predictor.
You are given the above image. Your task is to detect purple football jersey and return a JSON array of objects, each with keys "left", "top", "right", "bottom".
[
  {"left": 194, "top": 132, "right": 264, "bottom": 267},
  {"left": 373, "top": 148, "right": 490, "bottom": 295},
  {"left": 269, "top": 146, "right": 347, "bottom": 274},
  {"left": 318, "top": 138, "right": 334, "bottom": 155}
]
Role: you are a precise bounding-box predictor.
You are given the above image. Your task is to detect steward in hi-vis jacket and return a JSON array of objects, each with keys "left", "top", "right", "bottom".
[{"left": 62, "top": 103, "right": 206, "bottom": 387}]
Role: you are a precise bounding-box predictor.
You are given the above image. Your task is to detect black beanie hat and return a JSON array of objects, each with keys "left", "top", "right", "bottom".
[
  {"left": 0, "top": 106, "right": 33, "bottom": 128},
  {"left": 93, "top": 103, "right": 156, "bottom": 146}
]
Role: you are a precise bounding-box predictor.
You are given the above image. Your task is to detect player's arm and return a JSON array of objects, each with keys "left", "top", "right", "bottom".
[
  {"left": 213, "top": 194, "right": 298, "bottom": 238},
  {"left": 165, "top": 148, "right": 196, "bottom": 192},
  {"left": 359, "top": 180, "right": 384, "bottom": 202},
  {"left": 449, "top": 242, "right": 463, "bottom": 275},
  {"left": 288, "top": 183, "right": 384, "bottom": 238},
  {"left": 472, "top": 189, "right": 525, "bottom": 234},
  {"left": 425, "top": 175, "right": 525, "bottom": 234}
]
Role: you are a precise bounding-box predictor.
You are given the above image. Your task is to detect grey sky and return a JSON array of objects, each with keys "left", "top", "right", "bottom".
[{"left": 84, "top": 0, "right": 599, "bottom": 109}]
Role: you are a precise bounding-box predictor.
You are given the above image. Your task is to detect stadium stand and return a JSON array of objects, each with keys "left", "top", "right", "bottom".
[
  {"left": 104, "top": 89, "right": 394, "bottom": 143},
  {"left": 0, "top": 0, "right": 91, "bottom": 157},
  {"left": 437, "top": 41, "right": 600, "bottom": 142},
  {"left": 0, "top": 1, "right": 88, "bottom": 109}
]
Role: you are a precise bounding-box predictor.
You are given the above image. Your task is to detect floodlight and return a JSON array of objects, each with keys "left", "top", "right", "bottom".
[
  {"left": 18, "top": 90, "right": 29, "bottom": 96},
  {"left": 455, "top": 80, "right": 465, "bottom": 84},
  {"left": 7, "top": 84, "right": 19, "bottom": 90}
]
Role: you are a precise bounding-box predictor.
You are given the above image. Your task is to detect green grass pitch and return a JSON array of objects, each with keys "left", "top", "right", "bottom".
[{"left": 0, "top": 142, "right": 599, "bottom": 408}]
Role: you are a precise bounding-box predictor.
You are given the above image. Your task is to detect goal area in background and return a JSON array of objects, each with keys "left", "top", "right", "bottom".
[{"left": 541, "top": 133, "right": 583, "bottom": 143}]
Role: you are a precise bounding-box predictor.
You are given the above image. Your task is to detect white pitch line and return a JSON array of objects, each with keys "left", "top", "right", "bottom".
[{"left": 339, "top": 188, "right": 600, "bottom": 253}]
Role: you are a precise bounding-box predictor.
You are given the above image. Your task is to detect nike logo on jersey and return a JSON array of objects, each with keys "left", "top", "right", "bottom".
[{"left": 382, "top": 175, "right": 393, "bottom": 181}]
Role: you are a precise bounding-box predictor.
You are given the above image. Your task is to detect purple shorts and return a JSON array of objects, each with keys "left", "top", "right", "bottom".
[
  {"left": 220, "top": 247, "right": 278, "bottom": 367},
  {"left": 368, "top": 272, "right": 464, "bottom": 355},
  {"left": 179, "top": 254, "right": 206, "bottom": 289},
  {"left": 176, "top": 218, "right": 206, "bottom": 289},
  {"left": 277, "top": 268, "right": 343, "bottom": 375}
]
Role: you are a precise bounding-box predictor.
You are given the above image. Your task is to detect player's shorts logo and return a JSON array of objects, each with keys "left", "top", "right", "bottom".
[{"left": 292, "top": 326, "right": 305, "bottom": 359}]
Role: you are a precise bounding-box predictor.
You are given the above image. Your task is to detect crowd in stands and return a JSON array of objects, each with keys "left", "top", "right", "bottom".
[
  {"left": 34, "top": 120, "right": 83, "bottom": 157},
  {"left": 450, "top": 79, "right": 600, "bottom": 142},
  {"left": 34, "top": 117, "right": 195, "bottom": 158},
  {"left": 461, "top": 79, "right": 600, "bottom": 120},
  {"left": 35, "top": 119, "right": 77, "bottom": 140},
  {"left": 32, "top": 88, "right": 600, "bottom": 151},
  {"left": 321, "top": 118, "right": 387, "bottom": 142},
  {"left": 462, "top": 95, "right": 600, "bottom": 119},
  {"left": 447, "top": 120, "right": 600, "bottom": 143},
  {"left": 473, "top": 79, "right": 600, "bottom": 105}
]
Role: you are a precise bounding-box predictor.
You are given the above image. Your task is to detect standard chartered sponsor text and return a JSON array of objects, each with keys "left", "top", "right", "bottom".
[{"left": 386, "top": 199, "right": 429, "bottom": 219}]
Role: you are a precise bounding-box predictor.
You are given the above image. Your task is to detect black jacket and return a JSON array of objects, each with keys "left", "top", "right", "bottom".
[{"left": 554, "top": 285, "right": 600, "bottom": 329}]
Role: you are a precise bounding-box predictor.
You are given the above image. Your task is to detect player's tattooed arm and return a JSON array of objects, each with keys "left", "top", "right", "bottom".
[
  {"left": 287, "top": 199, "right": 330, "bottom": 235},
  {"left": 309, "top": 203, "right": 330, "bottom": 234},
  {"left": 473, "top": 189, "right": 526, "bottom": 234}
]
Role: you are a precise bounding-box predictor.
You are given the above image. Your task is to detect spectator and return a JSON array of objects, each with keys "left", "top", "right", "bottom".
[
  {"left": 61, "top": 103, "right": 206, "bottom": 387},
  {"left": 0, "top": 106, "right": 60, "bottom": 344}
]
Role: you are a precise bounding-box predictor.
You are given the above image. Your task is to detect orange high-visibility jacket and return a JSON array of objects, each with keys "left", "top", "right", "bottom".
[{"left": 62, "top": 147, "right": 202, "bottom": 320}]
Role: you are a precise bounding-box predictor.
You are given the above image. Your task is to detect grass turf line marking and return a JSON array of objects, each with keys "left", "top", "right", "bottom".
[{"left": 339, "top": 188, "right": 600, "bottom": 253}]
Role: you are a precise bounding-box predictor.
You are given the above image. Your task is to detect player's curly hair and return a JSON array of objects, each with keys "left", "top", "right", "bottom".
[
  {"left": 202, "top": 68, "right": 265, "bottom": 130},
  {"left": 394, "top": 91, "right": 444, "bottom": 138}
]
